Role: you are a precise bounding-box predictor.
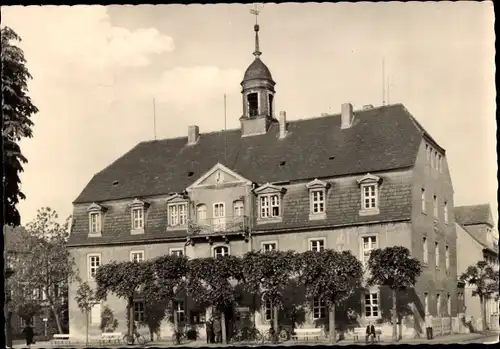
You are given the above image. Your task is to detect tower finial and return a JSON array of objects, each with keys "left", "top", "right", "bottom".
[{"left": 250, "top": 4, "right": 262, "bottom": 57}]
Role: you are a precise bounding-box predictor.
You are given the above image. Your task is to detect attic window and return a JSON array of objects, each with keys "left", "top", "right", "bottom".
[
  {"left": 112, "top": 180, "right": 119, "bottom": 186},
  {"left": 247, "top": 93, "right": 259, "bottom": 117},
  {"left": 329, "top": 156, "right": 335, "bottom": 160},
  {"left": 279, "top": 161, "right": 286, "bottom": 166},
  {"left": 188, "top": 171, "right": 194, "bottom": 177}
]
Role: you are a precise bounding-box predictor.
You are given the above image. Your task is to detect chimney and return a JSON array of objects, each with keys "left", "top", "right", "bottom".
[
  {"left": 187, "top": 125, "right": 199, "bottom": 145},
  {"left": 363, "top": 104, "right": 374, "bottom": 110},
  {"left": 341, "top": 103, "right": 354, "bottom": 129},
  {"left": 279, "top": 111, "right": 287, "bottom": 139}
]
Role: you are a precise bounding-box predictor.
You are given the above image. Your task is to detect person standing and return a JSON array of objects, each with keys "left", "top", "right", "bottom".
[
  {"left": 205, "top": 318, "right": 213, "bottom": 344},
  {"left": 22, "top": 321, "right": 35, "bottom": 348},
  {"left": 365, "top": 322, "right": 376, "bottom": 344},
  {"left": 213, "top": 316, "right": 222, "bottom": 343},
  {"left": 425, "top": 313, "right": 434, "bottom": 340}
]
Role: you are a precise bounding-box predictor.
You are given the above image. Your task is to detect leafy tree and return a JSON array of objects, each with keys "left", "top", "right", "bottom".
[
  {"left": 367, "top": 246, "right": 422, "bottom": 342},
  {"left": 16, "top": 301, "right": 42, "bottom": 324},
  {"left": 1, "top": 26, "right": 38, "bottom": 227},
  {"left": 100, "top": 305, "right": 119, "bottom": 333},
  {"left": 242, "top": 250, "right": 297, "bottom": 336},
  {"left": 75, "top": 282, "right": 96, "bottom": 346},
  {"left": 94, "top": 260, "right": 152, "bottom": 338},
  {"left": 460, "top": 260, "right": 499, "bottom": 331},
  {"left": 186, "top": 255, "right": 243, "bottom": 344},
  {"left": 9, "top": 207, "right": 78, "bottom": 333},
  {"left": 142, "top": 255, "right": 188, "bottom": 341},
  {"left": 298, "top": 249, "right": 363, "bottom": 344}
]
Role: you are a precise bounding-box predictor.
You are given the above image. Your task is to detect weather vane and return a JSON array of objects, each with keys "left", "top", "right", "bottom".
[{"left": 250, "top": 3, "right": 263, "bottom": 25}]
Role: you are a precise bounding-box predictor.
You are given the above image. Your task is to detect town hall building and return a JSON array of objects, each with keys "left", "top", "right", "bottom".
[{"left": 67, "top": 19, "right": 458, "bottom": 341}]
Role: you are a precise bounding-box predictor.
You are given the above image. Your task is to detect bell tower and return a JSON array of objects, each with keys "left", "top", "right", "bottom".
[{"left": 240, "top": 6, "right": 276, "bottom": 137}]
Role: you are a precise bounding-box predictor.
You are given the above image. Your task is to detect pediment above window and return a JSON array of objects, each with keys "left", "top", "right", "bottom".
[
  {"left": 254, "top": 183, "right": 287, "bottom": 195},
  {"left": 356, "top": 173, "right": 382, "bottom": 185},
  {"left": 305, "top": 178, "right": 331, "bottom": 190},
  {"left": 129, "top": 198, "right": 150, "bottom": 209},
  {"left": 87, "top": 202, "right": 107, "bottom": 213},
  {"left": 166, "top": 193, "right": 189, "bottom": 204},
  {"left": 186, "top": 162, "right": 252, "bottom": 192}
]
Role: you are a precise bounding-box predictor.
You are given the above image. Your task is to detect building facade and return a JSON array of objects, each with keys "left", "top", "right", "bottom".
[
  {"left": 67, "top": 22, "right": 458, "bottom": 341},
  {"left": 455, "top": 204, "right": 499, "bottom": 329}
]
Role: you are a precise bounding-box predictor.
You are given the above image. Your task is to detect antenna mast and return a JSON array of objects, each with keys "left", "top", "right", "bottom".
[
  {"left": 224, "top": 93, "right": 227, "bottom": 164},
  {"left": 153, "top": 98, "right": 157, "bottom": 140},
  {"left": 387, "top": 74, "right": 390, "bottom": 105},
  {"left": 382, "top": 57, "right": 386, "bottom": 106}
]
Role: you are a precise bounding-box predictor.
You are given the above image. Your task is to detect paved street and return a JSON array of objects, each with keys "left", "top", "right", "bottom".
[{"left": 11, "top": 331, "right": 500, "bottom": 348}]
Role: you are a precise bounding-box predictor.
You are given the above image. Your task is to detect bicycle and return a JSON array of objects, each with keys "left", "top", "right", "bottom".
[
  {"left": 123, "top": 331, "right": 146, "bottom": 345},
  {"left": 235, "top": 327, "right": 264, "bottom": 344},
  {"left": 171, "top": 329, "right": 188, "bottom": 345}
]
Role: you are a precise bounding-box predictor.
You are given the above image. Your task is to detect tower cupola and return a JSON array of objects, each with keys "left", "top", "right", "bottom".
[{"left": 240, "top": 7, "right": 276, "bottom": 137}]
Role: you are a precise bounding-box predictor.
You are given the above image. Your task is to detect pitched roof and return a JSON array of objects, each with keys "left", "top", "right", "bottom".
[
  {"left": 454, "top": 204, "right": 494, "bottom": 227},
  {"left": 74, "top": 104, "right": 424, "bottom": 204}
]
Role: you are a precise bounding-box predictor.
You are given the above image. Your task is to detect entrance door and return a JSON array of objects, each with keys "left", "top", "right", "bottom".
[{"left": 213, "top": 203, "right": 226, "bottom": 232}]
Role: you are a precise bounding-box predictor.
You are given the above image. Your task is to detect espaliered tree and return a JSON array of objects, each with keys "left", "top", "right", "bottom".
[
  {"left": 142, "top": 254, "right": 188, "bottom": 341},
  {"left": 367, "top": 246, "right": 422, "bottom": 342},
  {"left": 242, "top": 250, "right": 298, "bottom": 340},
  {"left": 460, "top": 260, "right": 499, "bottom": 331},
  {"left": 298, "top": 249, "right": 363, "bottom": 344},
  {"left": 186, "top": 255, "right": 243, "bottom": 344},
  {"left": 75, "top": 282, "right": 96, "bottom": 346},
  {"left": 94, "top": 260, "right": 153, "bottom": 339}
]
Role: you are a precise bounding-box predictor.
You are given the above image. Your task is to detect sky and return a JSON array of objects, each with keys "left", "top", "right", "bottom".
[{"left": 2, "top": 3, "right": 497, "bottom": 227}]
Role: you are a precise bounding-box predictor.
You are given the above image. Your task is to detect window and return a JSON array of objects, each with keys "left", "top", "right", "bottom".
[
  {"left": 447, "top": 294, "right": 451, "bottom": 315},
  {"left": 88, "top": 254, "right": 101, "bottom": 279},
  {"left": 431, "top": 150, "right": 435, "bottom": 168},
  {"left": 425, "top": 144, "right": 429, "bottom": 162},
  {"left": 134, "top": 300, "right": 145, "bottom": 322},
  {"left": 260, "top": 195, "right": 281, "bottom": 218},
  {"left": 362, "top": 236, "right": 377, "bottom": 264},
  {"left": 424, "top": 292, "right": 429, "bottom": 315},
  {"left": 89, "top": 212, "right": 101, "bottom": 234},
  {"left": 313, "top": 297, "right": 326, "bottom": 319},
  {"left": 262, "top": 242, "right": 277, "bottom": 252},
  {"left": 435, "top": 242, "right": 439, "bottom": 267},
  {"left": 233, "top": 200, "right": 244, "bottom": 217},
  {"left": 170, "top": 248, "right": 184, "bottom": 256},
  {"left": 310, "top": 189, "right": 325, "bottom": 214},
  {"left": 444, "top": 201, "right": 448, "bottom": 224},
  {"left": 91, "top": 303, "right": 101, "bottom": 324},
  {"left": 130, "top": 251, "right": 144, "bottom": 263},
  {"left": 362, "top": 184, "right": 377, "bottom": 209},
  {"left": 309, "top": 239, "right": 325, "bottom": 252},
  {"left": 423, "top": 237, "right": 428, "bottom": 264},
  {"left": 434, "top": 152, "right": 439, "bottom": 171},
  {"left": 132, "top": 208, "right": 144, "bottom": 230},
  {"left": 268, "top": 93, "right": 274, "bottom": 118},
  {"left": 168, "top": 203, "right": 187, "bottom": 226},
  {"left": 445, "top": 246, "right": 449, "bottom": 270},
  {"left": 421, "top": 188, "right": 426, "bottom": 213},
  {"left": 214, "top": 246, "right": 229, "bottom": 258},
  {"left": 264, "top": 299, "right": 272, "bottom": 321},
  {"left": 247, "top": 92, "right": 259, "bottom": 117},
  {"left": 364, "top": 293, "right": 379, "bottom": 317},
  {"left": 433, "top": 195, "right": 438, "bottom": 219},
  {"left": 436, "top": 294, "right": 441, "bottom": 316},
  {"left": 438, "top": 154, "right": 442, "bottom": 173},
  {"left": 196, "top": 204, "right": 207, "bottom": 223},
  {"left": 174, "top": 300, "right": 185, "bottom": 323}
]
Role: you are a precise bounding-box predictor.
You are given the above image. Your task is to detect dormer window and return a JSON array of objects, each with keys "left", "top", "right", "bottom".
[
  {"left": 166, "top": 193, "right": 189, "bottom": 230},
  {"left": 254, "top": 183, "right": 287, "bottom": 224},
  {"left": 357, "top": 173, "right": 381, "bottom": 216},
  {"left": 306, "top": 179, "right": 330, "bottom": 220},
  {"left": 130, "top": 199, "right": 149, "bottom": 234},
  {"left": 87, "top": 203, "right": 106, "bottom": 236}
]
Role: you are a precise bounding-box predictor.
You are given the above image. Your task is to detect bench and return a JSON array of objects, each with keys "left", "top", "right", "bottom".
[
  {"left": 352, "top": 327, "right": 382, "bottom": 343},
  {"left": 291, "top": 328, "right": 322, "bottom": 342},
  {"left": 99, "top": 332, "right": 122, "bottom": 344},
  {"left": 52, "top": 334, "right": 70, "bottom": 344}
]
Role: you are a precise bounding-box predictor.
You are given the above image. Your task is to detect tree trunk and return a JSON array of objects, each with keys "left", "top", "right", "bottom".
[
  {"left": 128, "top": 296, "right": 134, "bottom": 337},
  {"left": 392, "top": 288, "right": 398, "bottom": 342},
  {"left": 85, "top": 311, "right": 89, "bottom": 347},
  {"left": 329, "top": 303, "right": 336, "bottom": 344},
  {"left": 221, "top": 311, "right": 227, "bottom": 344},
  {"left": 49, "top": 302, "right": 63, "bottom": 334},
  {"left": 273, "top": 306, "right": 279, "bottom": 343},
  {"left": 480, "top": 296, "right": 488, "bottom": 331},
  {"left": 6, "top": 311, "right": 13, "bottom": 348}
]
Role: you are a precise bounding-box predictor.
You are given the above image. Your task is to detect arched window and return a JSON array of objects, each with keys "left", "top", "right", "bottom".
[
  {"left": 197, "top": 204, "right": 207, "bottom": 223},
  {"left": 233, "top": 200, "right": 244, "bottom": 217},
  {"left": 213, "top": 246, "right": 229, "bottom": 258}
]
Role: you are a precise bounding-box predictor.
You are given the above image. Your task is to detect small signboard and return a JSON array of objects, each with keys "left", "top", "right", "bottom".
[{"left": 42, "top": 318, "right": 48, "bottom": 322}]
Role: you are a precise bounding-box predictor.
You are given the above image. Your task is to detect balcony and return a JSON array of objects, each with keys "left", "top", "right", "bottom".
[{"left": 187, "top": 215, "right": 250, "bottom": 237}]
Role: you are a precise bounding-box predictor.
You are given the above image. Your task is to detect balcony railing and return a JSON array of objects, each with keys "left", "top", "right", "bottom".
[{"left": 188, "top": 216, "right": 249, "bottom": 236}]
